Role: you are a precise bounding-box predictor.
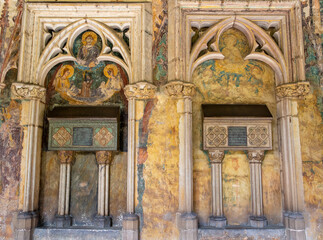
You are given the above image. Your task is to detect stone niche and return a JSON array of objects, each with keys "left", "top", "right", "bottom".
[
  {"left": 47, "top": 106, "right": 120, "bottom": 228},
  {"left": 202, "top": 104, "right": 273, "bottom": 228}
]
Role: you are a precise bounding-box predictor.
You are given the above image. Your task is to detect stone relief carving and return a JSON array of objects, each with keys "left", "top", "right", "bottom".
[
  {"left": 164, "top": 81, "right": 196, "bottom": 98},
  {"left": 275, "top": 81, "right": 310, "bottom": 99},
  {"left": 11, "top": 82, "right": 46, "bottom": 101},
  {"left": 124, "top": 82, "right": 157, "bottom": 100}
]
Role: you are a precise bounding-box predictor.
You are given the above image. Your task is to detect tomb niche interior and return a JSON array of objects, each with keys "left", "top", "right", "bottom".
[
  {"left": 39, "top": 29, "right": 128, "bottom": 228},
  {"left": 192, "top": 29, "right": 281, "bottom": 226}
]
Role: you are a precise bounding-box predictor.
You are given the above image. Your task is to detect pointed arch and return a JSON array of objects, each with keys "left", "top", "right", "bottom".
[
  {"left": 37, "top": 18, "right": 131, "bottom": 86},
  {"left": 189, "top": 17, "right": 288, "bottom": 85}
]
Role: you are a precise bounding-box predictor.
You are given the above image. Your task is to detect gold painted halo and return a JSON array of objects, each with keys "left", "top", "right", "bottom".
[
  {"left": 104, "top": 64, "right": 118, "bottom": 78},
  {"left": 60, "top": 65, "right": 74, "bottom": 78},
  {"left": 82, "top": 31, "right": 97, "bottom": 46}
]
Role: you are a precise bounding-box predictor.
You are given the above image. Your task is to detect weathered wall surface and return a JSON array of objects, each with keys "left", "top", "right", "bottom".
[{"left": 0, "top": 1, "right": 322, "bottom": 240}]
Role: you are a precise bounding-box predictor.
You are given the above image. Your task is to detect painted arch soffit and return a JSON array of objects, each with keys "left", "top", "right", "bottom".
[
  {"left": 37, "top": 18, "right": 131, "bottom": 86},
  {"left": 189, "top": 16, "right": 287, "bottom": 85}
]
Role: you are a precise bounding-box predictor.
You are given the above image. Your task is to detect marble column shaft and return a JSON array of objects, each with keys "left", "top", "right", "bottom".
[
  {"left": 248, "top": 150, "right": 265, "bottom": 217},
  {"left": 209, "top": 150, "right": 225, "bottom": 217},
  {"left": 57, "top": 151, "right": 74, "bottom": 216},
  {"left": 96, "top": 151, "right": 112, "bottom": 216}
]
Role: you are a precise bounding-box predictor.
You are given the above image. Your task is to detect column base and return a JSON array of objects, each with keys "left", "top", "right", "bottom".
[
  {"left": 122, "top": 213, "right": 139, "bottom": 240},
  {"left": 249, "top": 216, "right": 268, "bottom": 228},
  {"left": 55, "top": 215, "right": 72, "bottom": 228},
  {"left": 209, "top": 216, "right": 227, "bottom": 228},
  {"left": 93, "top": 215, "right": 112, "bottom": 228},
  {"left": 284, "top": 212, "right": 305, "bottom": 240},
  {"left": 16, "top": 211, "right": 38, "bottom": 240},
  {"left": 180, "top": 212, "right": 198, "bottom": 240}
]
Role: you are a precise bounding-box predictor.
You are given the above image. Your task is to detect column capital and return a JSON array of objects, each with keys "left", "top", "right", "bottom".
[
  {"left": 247, "top": 150, "right": 265, "bottom": 163},
  {"left": 208, "top": 150, "right": 225, "bottom": 163},
  {"left": 57, "top": 151, "right": 74, "bottom": 164},
  {"left": 276, "top": 81, "right": 310, "bottom": 99},
  {"left": 96, "top": 151, "right": 113, "bottom": 165},
  {"left": 124, "top": 81, "right": 157, "bottom": 100},
  {"left": 11, "top": 82, "right": 46, "bottom": 102},
  {"left": 164, "top": 81, "right": 196, "bottom": 98}
]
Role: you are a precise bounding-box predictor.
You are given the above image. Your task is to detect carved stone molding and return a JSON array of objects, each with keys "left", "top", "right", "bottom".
[
  {"left": 276, "top": 81, "right": 310, "bottom": 99},
  {"left": 96, "top": 151, "right": 113, "bottom": 165},
  {"left": 208, "top": 150, "right": 225, "bottom": 164},
  {"left": 124, "top": 81, "right": 157, "bottom": 100},
  {"left": 247, "top": 150, "right": 265, "bottom": 163},
  {"left": 11, "top": 82, "right": 46, "bottom": 102},
  {"left": 57, "top": 151, "right": 74, "bottom": 164},
  {"left": 0, "top": 83, "right": 6, "bottom": 92},
  {"left": 164, "top": 81, "right": 196, "bottom": 98}
]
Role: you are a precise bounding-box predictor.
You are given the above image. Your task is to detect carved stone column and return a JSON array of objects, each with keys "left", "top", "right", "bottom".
[
  {"left": 276, "top": 82, "right": 309, "bottom": 239},
  {"left": 123, "top": 82, "right": 156, "bottom": 240},
  {"left": 11, "top": 83, "right": 46, "bottom": 240},
  {"left": 94, "top": 151, "right": 113, "bottom": 228},
  {"left": 165, "top": 81, "right": 198, "bottom": 240},
  {"left": 56, "top": 151, "right": 74, "bottom": 228},
  {"left": 208, "top": 150, "right": 226, "bottom": 228},
  {"left": 247, "top": 150, "right": 267, "bottom": 228}
]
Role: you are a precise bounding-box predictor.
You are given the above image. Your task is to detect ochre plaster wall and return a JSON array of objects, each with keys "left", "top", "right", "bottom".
[{"left": 0, "top": 0, "right": 322, "bottom": 240}]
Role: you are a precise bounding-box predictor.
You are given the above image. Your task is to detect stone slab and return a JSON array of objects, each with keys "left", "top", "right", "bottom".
[
  {"left": 33, "top": 227, "right": 122, "bottom": 240},
  {"left": 198, "top": 226, "right": 286, "bottom": 239}
]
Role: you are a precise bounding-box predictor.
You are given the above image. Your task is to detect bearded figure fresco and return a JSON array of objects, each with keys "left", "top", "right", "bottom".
[{"left": 47, "top": 30, "right": 127, "bottom": 105}]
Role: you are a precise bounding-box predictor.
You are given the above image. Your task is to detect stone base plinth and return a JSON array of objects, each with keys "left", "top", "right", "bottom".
[
  {"left": 209, "top": 216, "right": 227, "bottom": 228},
  {"left": 55, "top": 215, "right": 72, "bottom": 228},
  {"left": 94, "top": 215, "right": 112, "bottom": 228},
  {"left": 16, "top": 211, "right": 38, "bottom": 240},
  {"left": 249, "top": 216, "right": 268, "bottom": 228},
  {"left": 180, "top": 212, "right": 198, "bottom": 240},
  {"left": 284, "top": 212, "right": 305, "bottom": 240},
  {"left": 122, "top": 213, "right": 139, "bottom": 240}
]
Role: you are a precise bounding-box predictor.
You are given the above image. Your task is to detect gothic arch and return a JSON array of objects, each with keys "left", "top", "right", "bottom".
[
  {"left": 189, "top": 16, "right": 288, "bottom": 85},
  {"left": 37, "top": 18, "right": 131, "bottom": 86}
]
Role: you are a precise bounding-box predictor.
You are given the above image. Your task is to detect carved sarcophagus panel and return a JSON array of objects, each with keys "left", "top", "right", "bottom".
[
  {"left": 203, "top": 104, "right": 273, "bottom": 151},
  {"left": 48, "top": 106, "right": 119, "bottom": 151}
]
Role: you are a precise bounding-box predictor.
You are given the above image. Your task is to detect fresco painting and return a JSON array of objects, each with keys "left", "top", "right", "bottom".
[
  {"left": 47, "top": 30, "right": 125, "bottom": 106},
  {"left": 192, "top": 28, "right": 282, "bottom": 226}
]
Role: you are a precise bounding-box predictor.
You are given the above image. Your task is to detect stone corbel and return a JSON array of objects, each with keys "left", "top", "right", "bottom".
[
  {"left": 124, "top": 81, "right": 157, "bottom": 100},
  {"left": 11, "top": 82, "right": 46, "bottom": 102},
  {"left": 275, "top": 81, "right": 310, "bottom": 99},
  {"left": 164, "top": 81, "right": 196, "bottom": 99}
]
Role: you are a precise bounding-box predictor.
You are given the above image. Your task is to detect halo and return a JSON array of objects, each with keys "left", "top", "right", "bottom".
[
  {"left": 104, "top": 64, "right": 119, "bottom": 78},
  {"left": 82, "top": 31, "right": 97, "bottom": 46},
  {"left": 60, "top": 65, "right": 74, "bottom": 78}
]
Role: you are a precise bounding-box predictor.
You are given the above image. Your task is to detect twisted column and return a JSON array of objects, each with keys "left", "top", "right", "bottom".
[
  {"left": 208, "top": 150, "right": 226, "bottom": 228},
  {"left": 94, "top": 151, "right": 113, "bottom": 228},
  {"left": 56, "top": 151, "right": 74, "bottom": 228},
  {"left": 247, "top": 150, "right": 267, "bottom": 228}
]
